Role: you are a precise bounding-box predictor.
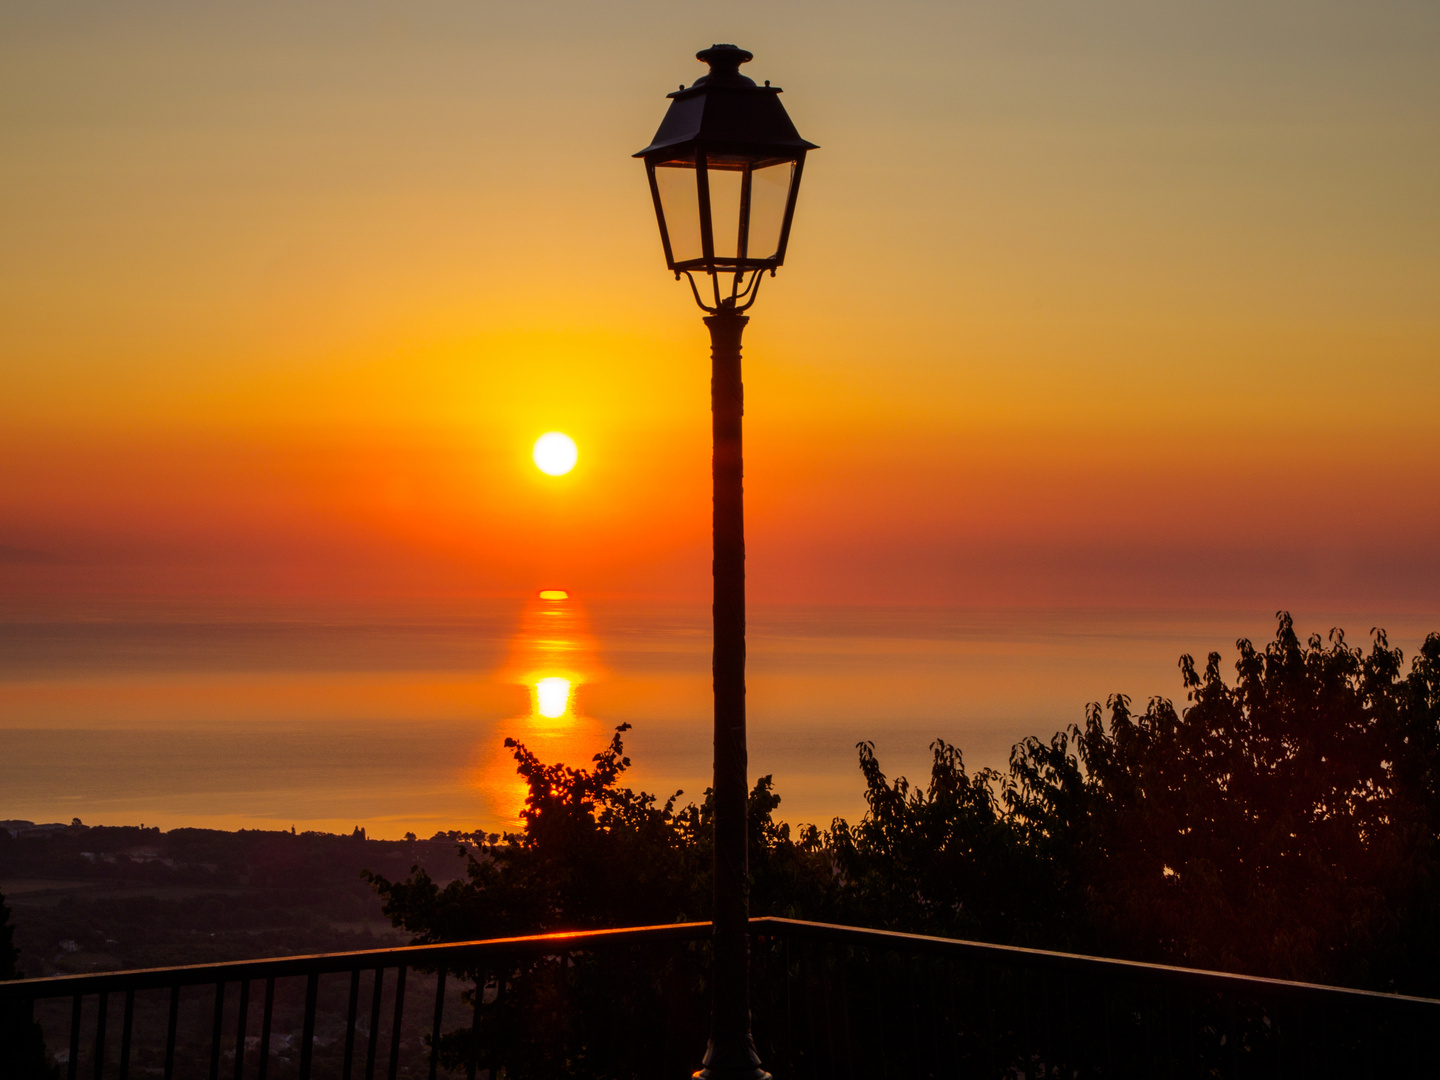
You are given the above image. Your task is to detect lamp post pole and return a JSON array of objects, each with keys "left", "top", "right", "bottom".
[
  {"left": 701, "top": 306, "right": 764, "bottom": 1079},
  {"left": 634, "top": 44, "right": 814, "bottom": 1079}
]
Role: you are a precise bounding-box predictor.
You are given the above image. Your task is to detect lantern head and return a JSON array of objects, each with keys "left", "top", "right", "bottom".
[{"left": 636, "top": 45, "right": 817, "bottom": 310}]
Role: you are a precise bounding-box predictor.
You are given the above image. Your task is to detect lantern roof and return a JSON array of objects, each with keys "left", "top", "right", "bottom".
[{"left": 634, "top": 44, "right": 818, "bottom": 160}]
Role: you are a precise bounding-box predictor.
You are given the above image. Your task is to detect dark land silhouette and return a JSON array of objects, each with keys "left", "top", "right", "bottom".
[{"left": 0, "top": 826, "right": 487, "bottom": 978}]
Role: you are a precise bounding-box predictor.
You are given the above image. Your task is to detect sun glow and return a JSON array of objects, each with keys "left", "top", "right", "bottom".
[
  {"left": 534, "top": 676, "right": 572, "bottom": 718},
  {"left": 532, "top": 432, "right": 578, "bottom": 476}
]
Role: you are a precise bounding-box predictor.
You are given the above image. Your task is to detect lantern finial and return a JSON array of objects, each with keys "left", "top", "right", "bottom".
[{"left": 694, "top": 44, "right": 755, "bottom": 86}]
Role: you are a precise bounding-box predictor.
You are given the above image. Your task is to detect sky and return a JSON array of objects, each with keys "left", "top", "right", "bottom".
[{"left": 3, "top": 0, "right": 1438, "bottom": 613}]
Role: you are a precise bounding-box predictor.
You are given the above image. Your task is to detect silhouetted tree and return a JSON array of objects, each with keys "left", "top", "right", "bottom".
[
  {"left": 999, "top": 615, "right": 1440, "bottom": 990},
  {"left": 826, "top": 740, "right": 1072, "bottom": 945},
  {"left": 1, "top": 889, "right": 57, "bottom": 1080},
  {"left": 1, "top": 890, "right": 18, "bottom": 982},
  {"left": 367, "top": 724, "right": 832, "bottom": 941}
]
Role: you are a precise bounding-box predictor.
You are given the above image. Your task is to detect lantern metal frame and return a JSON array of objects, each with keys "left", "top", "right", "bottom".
[{"left": 636, "top": 45, "right": 816, "bottom": 313}]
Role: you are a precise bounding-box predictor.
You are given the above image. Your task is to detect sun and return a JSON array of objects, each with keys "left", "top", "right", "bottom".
[{"left": 532, "top": 432, "right": 578, "bottom": 476}]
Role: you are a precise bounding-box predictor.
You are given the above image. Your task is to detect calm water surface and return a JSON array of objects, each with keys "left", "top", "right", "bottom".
[{"left": 3, "top": 599, "right": 1435, "bottom": 837}]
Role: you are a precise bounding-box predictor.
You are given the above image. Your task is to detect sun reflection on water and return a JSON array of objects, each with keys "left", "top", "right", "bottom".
[
  {"left": 472, "top": 589, "right": 606, "bottom": 830},
  {"left": 534, "top": 676, "right": 571, "bottom": 718}
]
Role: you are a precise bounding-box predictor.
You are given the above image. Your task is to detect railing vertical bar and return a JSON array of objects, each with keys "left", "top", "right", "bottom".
[
  {"left": 1125, "top": 977, "right": 1138, "bottom": 1075},
  {"left": 1165, "top": 983, "right": 1177, "bottom": 1078},
  {"left": 799, "top": 940, "right": 815, "bottom": 1077},
  {"left": 984, "top": 963, "right": 999, "bottom": 1080},
  {"left": 1159, "top": 983, "right": 1172, "bottom": 1079},
  {"left": 67, "top": 994, "right": 82, "bottom": 1080},
  {"left": 92, "top": 990, "right": 108, "bottom": 1080},
  {"left": 1047, "top": 965, "right": 1059, "bottom": 1076},
  {"left": 118, "top": 989, "right": 135, "bottom": 1080},
  {"left": 1060, "top": 967, "right": 1072, "bottom": 1073},
  {"left": 1142, "top": 978, "right": 1153, "bottom": 1075},
  {"left": 1364, "top": 1003, "right": 1376, "bottom": 1080},
  {"left": 387, "top": 964, "right": 408, "bottom": 1080},
  {"left": 1226, "top": 997, "right": 1240, "bottom": 1080},
  {"left": 365, "top": 967, "right": 385, "bottom": 1080},
  {"left": 925, "top": 954, "right": 940, "bottom": 1074},
  {"left": 871, "top": 947, "right": 884, "bottom": 1080},
  {"left": 298, "top": 971, "right": 320, "bottom": 1080},
  {"left": 209, "top": 981, "right": 225, "bottom": 1080},
  {"left": 1296, "top": 997, "right": 1310, "bottom": 1080},
  {"left": 163, "top": 985, "right": 180, "bottom": 1080},
  {"left": 257, "top": 977, "right": 274, "bottom": 1080},
  {"left": 945, "top": 957, "right": 960, "bottom": 1073},
  {"left": 466, "top": 967, "right": 483, "bottom": 1080},
  {"left": 1324, "top": 1000, "right": 1337, "bottom": 1080},
  {"left": 1102, "top": 976, "right": 1116, "bottom": 1079},
  {"left": 944, "top": 961, "right": 956, "bottom": 1077},
  {"left": 1274, "top": 998, "right": 1286, "bottom": 1076},
  {"left": 1411, "top": 1008, "right": 1422, "bottom": 1080},
  {"left": 752, "top": 936, "right": 768, "bottom": 1071},
  {"left": 1152, "top": 984, "right": 1163, "bottom": 1077},
  {"left": 233, "top": 979, "right": 250, "bottom": 1080},
  {"left": 561, "top": 953, "right": 571, "bottom": 1050},
  {"left": 1060, "top": 973, "right": 1074, "bottom": 1077},
  {"left": 1047, "top": 969, "right": 1059, "bottom": 1079},
  {"left": 1184, "top": 994, "right": 1197, "bottom": 1080},
  {"left": 493, "top": 968, "right": 508, "bottom": 1079},
  {"left": 1036, "top": 961, "right": 1048, "bottom": 1077},
  {"left": 783, "top": 935, "right": 792, "bottom": 1065},
  {"left": 1175, "top": 984, "right": 1186, "bottom": 1077},
  {"left": 342, "top": 968, "right": 361, "bottom": 1080},
  {"left": 428, "top": 965, "right": 447, "bottom": 1080},
  {"left": 813, "top": 940, "right": 830, "bottom": 1077},
  {"left": 1028, "top": 968, "right": 1041, "bottom": 1076},
  {"left": 1411, "top": 1006, "right": 1421, "bottom": 1077},
  {"left": 1142, "top": 981, "right": 1155, "bottom": 1078}
]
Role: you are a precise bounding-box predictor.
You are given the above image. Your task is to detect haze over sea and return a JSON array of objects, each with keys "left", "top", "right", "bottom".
[{"left": 3, "top": 600, "right": 1434, "bottom": 838}]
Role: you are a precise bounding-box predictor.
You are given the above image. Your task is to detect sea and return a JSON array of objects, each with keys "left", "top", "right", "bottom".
[{"left": 3, "top": 599, "right": 1435, "bottom": 838}]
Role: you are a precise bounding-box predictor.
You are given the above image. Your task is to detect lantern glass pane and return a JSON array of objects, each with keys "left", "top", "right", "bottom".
[
  {"left": 705, "top": 161, "right": 745, "bottom": 261},
  {"left": 747, "top": 161, "right": 795, "bottom": 261},
  {"left": 654, "top": 162, "right": 702, "bottom": 264}
]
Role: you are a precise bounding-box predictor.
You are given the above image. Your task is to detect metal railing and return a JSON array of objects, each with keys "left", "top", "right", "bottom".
[{"left": 3, "top": 917, "right": 1435, "bottom": 1078}]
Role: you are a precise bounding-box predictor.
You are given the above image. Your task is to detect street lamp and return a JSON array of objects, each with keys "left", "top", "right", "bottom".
[{"left": 636, "top": 44, "right": 816, "bottom": 1080}]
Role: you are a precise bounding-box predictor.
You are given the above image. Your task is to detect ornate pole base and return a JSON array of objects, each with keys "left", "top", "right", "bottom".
[{"left": 694, "top": 1038, "right": 773, "bottom": 1080}]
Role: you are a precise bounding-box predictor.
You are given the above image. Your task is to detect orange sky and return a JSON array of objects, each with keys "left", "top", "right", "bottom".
[{"left": 2, "top": 0, "right": 1438, "bottom": 615}]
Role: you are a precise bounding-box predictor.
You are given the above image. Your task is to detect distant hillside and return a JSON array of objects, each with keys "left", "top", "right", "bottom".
[{"left": 0, "top": 820, "right": 477, "bottom": 978}]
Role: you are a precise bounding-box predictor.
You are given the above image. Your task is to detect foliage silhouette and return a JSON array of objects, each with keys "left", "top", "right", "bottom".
[
  {"left": 366, "top": 724, "right": 835, "bottom": 945},
  {"left": 1, "top": 890, "right": 57, "bottom": 1080},
  {"left": 1, "top": 890, "right": 18, "bottom": 982},
  {"left": 997, "top": 614, "right": 1440, "bottom": 987}
]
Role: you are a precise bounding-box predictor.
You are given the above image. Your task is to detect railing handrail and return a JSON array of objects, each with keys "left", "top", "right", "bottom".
[
  {"left": 749, "top": 917, "right": 1440, "bottom": 1011},
  {"left": 6, "top": 915, "right": 1438, "bottom": 1013},
  {"left": 0, "top": 920, "right": 713, "bottom": 1000}
]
